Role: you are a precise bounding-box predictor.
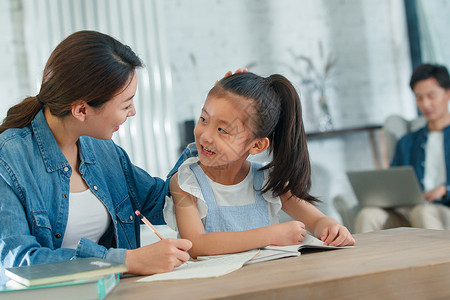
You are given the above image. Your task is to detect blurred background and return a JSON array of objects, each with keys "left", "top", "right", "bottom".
[{"left": 1, "top": 0, "right": 449, "bottom": 225}]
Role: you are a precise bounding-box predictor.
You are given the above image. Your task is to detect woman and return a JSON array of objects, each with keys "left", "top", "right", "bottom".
[{"left": 0, "top": 30, "right": 191, "bottom": 283}]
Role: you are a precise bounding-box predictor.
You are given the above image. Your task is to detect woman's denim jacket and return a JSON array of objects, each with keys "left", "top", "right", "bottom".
[
  {"left": 0, "top": 110, "right": 168, "bottom": 282},
  {"left": 391, "top": 124, "right": 450, "bottom": 206}
]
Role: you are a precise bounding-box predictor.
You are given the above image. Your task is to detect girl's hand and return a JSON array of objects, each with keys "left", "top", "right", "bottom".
[
  {"left": 268, "top": 221, "right": 306, "bottom": 246},
  {"left": 320, "top": 224, "right": 355, "bottom": 247},
  {"left": 125, "top": 239, "right": 192, "bottom": 275}
]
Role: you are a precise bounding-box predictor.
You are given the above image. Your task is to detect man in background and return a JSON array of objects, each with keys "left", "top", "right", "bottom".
[{"left": 355, "top": 63, "right": 450, "bottom": 232}]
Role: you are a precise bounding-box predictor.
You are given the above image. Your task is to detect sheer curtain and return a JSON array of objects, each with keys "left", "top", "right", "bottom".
[
  {"left": 22, "top": 0, "right": 179, "bottom": 178},
  {"left": 416, "top": 0, "right": 450, "bottom": 67}
]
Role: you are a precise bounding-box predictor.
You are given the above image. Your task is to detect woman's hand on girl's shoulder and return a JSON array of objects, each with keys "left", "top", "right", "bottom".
[
  {"left": 319, "top": 223, "right": 355, "bottom": 247},
  {"left": 215, "top": 68, "right": 248, "bottom": 85}
]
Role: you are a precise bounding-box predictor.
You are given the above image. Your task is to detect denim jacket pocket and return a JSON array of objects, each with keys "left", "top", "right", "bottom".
[
  {"left": 114, "top": 195, "right": 137, "bottom": 249},
  {"left": 31, "top": 211, "right": 53, "bottom": 247}
]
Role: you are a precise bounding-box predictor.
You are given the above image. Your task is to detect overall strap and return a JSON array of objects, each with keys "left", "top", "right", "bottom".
[{"left": 251, "top": 162, "right": 265, "bottom": 193}]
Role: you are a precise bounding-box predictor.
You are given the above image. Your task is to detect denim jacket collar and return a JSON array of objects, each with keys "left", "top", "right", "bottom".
[
  {"left": 443, "top": 124, "right": 450, "bottom": 134},
  {"left": 31, "top": 109, "right": 96, "bottom": 173}
]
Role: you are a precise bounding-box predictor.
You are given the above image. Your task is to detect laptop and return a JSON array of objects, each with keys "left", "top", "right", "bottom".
[{"left": 346, "top": 166, "right": 425, "bottom": 208}]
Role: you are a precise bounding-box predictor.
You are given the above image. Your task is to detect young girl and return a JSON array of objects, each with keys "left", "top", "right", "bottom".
[{"left": 165, "top": 72, "right": 355, "bottom": 258}]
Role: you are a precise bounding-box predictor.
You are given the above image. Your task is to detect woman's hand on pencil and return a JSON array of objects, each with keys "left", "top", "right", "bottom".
[{"left": 124, "top": 238, "right": 192, "bottom": 275}]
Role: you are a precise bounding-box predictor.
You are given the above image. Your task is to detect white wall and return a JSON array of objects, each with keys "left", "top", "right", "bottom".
[
  {"left": 159, "top": 0, "right": 415, "bottom": 219},
  {"left": 418, "top": 0, "right": 450, "bottom": 67},
  {"left": 0, "top": 0, "right": 418, "bottom": 224},
  {"left": 161, "top": 0, "right": 415, "bottom": 128},
  {"left": 0, "top": 0, "right": 29, "bottom": 122}
]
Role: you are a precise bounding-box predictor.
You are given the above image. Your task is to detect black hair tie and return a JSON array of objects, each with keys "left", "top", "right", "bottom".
[{"left": 36, "top": 95, "right": 44, "bottom": 106}]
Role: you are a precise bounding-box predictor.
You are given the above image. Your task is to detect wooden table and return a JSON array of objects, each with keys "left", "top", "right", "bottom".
[{"left": 110, "top": 228, "right": 450, "bottom": 299}]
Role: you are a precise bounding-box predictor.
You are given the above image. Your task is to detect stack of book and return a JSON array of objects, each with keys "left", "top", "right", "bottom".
[{"left": 1, "top": 257, "right": 128, "bottom": 299}]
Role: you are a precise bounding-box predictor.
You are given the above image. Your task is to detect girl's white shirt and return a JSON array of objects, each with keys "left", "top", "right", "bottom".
[
  {"left": 164, "top": 157, "right": 282, "bottom": 231},
  {"left": 424, "top": 131, "right": 446, "bottom": 192},
  {"left": 61, "top": 189, "right": 111, "bottom": 249}
]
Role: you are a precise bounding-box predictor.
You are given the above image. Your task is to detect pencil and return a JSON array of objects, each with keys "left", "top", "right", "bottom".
[{"left": 135, "top": 210, "right": 165, "bottom": 240}]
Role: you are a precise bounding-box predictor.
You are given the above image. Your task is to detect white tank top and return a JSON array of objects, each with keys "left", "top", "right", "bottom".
[{"left": 61, "top": 189, "right": 111, "bottom": 249}]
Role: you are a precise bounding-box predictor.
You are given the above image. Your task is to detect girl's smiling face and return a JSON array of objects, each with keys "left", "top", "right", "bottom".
[{"left": 194, "top": 94, "right": 257, "bottom": 168}]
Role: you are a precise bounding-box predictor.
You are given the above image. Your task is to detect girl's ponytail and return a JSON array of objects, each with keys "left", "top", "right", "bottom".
[
  {"left": 262, "top": 74, "right": 318, "bottom": 203},
  {"left": 0, "top": 96, "right": 43, "bottom": 134}
]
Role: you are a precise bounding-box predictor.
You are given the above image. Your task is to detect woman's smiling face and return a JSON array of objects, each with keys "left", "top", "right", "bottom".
[{"left": 87, "top": 71, "right": 138, "bottom": 140}]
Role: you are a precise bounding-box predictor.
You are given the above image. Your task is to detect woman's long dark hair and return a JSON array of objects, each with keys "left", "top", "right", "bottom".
[
  {"left": 210, "top": 72, "right": 318, "bottom": 203},
  {"left": 0, "top": 30, "right": 142, "bottom": 134}
]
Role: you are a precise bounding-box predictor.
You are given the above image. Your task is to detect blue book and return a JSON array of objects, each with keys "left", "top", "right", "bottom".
[{"left": 0, "top": 273, "right": 120, "bottom": 300}]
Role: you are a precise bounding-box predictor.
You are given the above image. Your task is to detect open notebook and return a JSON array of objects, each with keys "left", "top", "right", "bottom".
[
  {"left": 138, "top": 235, "right": 353, "bottom": 282},
  {"left": 247, "top": 234, "right": 353, "bottom": 264},
  {"left": 198, "top": 234, "right": 353, "bottom": 264}
]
